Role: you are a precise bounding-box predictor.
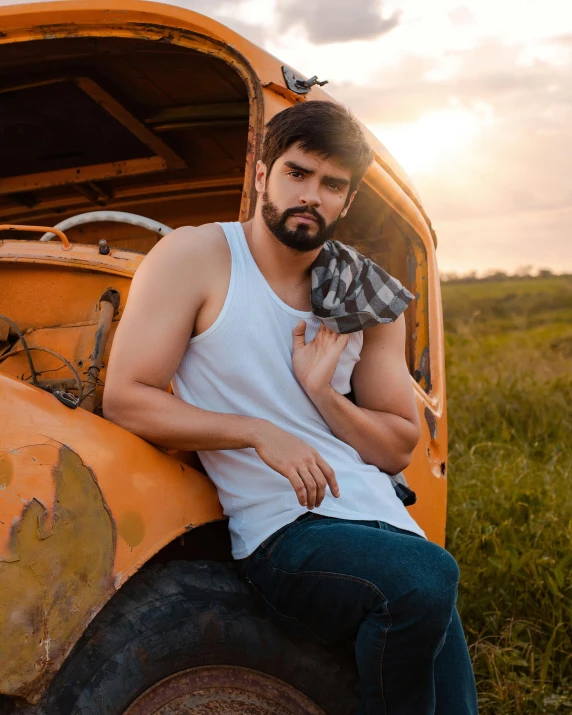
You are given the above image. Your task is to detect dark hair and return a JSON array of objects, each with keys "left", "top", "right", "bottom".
[{"left": 261, "top": 101, "right": 373, "bottom": 195}]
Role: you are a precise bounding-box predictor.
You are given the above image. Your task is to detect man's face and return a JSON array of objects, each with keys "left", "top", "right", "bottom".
[{"left": 256, "top": 143, "right": 355, "bottom": 253}]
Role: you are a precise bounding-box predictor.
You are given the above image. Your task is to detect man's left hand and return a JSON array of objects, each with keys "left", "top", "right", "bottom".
[{"left": 292, "top": 320, "right": 349, "bottom": 400}]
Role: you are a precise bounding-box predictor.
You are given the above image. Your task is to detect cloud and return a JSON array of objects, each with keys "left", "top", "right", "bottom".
[
  {"left": 276, "top": 0, "right": 400, "bottom": 44},
  {"left": 151, "top": 0, "right": 270, "bottom": 47},
  {"left": 331, "top": 38, "right": 571, "bottom": 125},
  {"left": 547, "top": 33, "right": 572, "bottom": 47},
  {"left": 216, "top": 16, "right": 268, "bottom": 47},
  {"left": 448, "top": 6, "right": 476, "bottom": 27},
  {"left": 1, "top": 0, "right": 568, "bottom": 273},
  {"left": 320, "top": 35, "right": 571, "bottom": 272}
]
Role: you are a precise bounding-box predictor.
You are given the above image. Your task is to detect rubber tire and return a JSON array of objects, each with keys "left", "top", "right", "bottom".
[{"left": 37, "top": 560, "right": 359, "bottom": 714}]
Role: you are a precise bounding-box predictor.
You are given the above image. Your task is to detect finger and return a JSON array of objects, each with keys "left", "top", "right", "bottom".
[
  {"left": 317, "top": 321, "right": 333, "bottom": 338},
  {"left": 297, "top": 468, "right": 317, "bottom": 509},
  {"left": 320, "top": 324, "right": 345, "bottom": 347},
  {"left": 307, "top": 463, "right": 327, "bottom": 506},
  {"left": 287, "top": 469, "right": 307, "bottom": 507},
  {"left": 292, "top": 320, "right": 307, "bottom": 351},
  {"left": 315, "top": 455, "right": 340, "bottom": 498},
  {"left": 331, "top": 333, "right": 350, "bottom": 356}
]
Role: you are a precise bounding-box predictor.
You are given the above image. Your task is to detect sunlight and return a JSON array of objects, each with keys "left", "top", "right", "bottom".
[{"left": 369, "top": 107, "right": 483, "bottom": 176}]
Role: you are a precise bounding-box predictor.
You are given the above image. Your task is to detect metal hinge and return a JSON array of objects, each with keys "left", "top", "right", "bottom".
[{"left": 282, "top": 66, "right": 329, "bottom": 95}]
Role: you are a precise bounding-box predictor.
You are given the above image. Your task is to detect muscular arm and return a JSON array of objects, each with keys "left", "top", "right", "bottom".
[
  {"left": 103, "top": 225, "right": 262, "bottom": 451},
  {"left": 294, "top": 316, "right": 420, "bottom": 475},
  {"left": 103, "top": 225, "right": 339, "bottom": 509}
]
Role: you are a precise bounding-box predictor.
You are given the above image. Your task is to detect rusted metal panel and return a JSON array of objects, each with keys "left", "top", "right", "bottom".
[
  {"left": 0, "top": 440, "right": 116, "bottom": 701},
  {"left": 0, "top": 240, "right": 143, "bottom": 277},
  {"left": 81, "top": 290, "right": 120, "bottom": 412},
  {"left": 124, "top": 665, "right": 326, "bottom": 714},
  {"left": 0, "top": 376, "right": 224, "bottom": 702},
  {"left": 0, "top": 0, "right": 447, "bottom": 704},
  {"left": 0, "top": 2, "right": 426, "bottom": 229},
  {"left": 0, "top": 156, "right": 169, "bottom": 195},
  {"left": 0, "top": 175, "right": 243, "bottom": 224}
]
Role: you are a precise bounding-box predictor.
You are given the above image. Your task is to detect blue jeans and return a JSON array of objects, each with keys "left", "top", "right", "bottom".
[{"left": 242, "top": 513, "right": 478, "bottom": 715}]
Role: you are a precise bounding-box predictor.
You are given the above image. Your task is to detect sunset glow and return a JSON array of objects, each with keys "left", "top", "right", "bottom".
[
  {"left": 1, "top": 0, "right": 569, "bottom": 274},
  {"left": 370, "top": 106, "right": 484, "bottom": 175}
]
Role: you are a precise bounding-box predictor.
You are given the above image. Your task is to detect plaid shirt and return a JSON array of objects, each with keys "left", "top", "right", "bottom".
[{"left": 311, "top": 240, "right": 415, "bottom": 334}]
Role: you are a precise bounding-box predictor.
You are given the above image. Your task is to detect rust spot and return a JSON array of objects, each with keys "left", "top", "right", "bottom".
[
  {"left": 0, "top": 441, "right": 116, "bottom": 702},
  {"left": 0, "top": 453, "right": 13, "bottom": 488},
  {"left": 424, "top": 406, "right": 438, "bottom": 440},
  {"left": 414, "top": 346, "right": 431, "bottom": 392},
  {"left": 117, "top": 510, "right": 145, "bottom": 550},
  {"left": 124, "top": 665, "right": 325, "bottom": 714}
]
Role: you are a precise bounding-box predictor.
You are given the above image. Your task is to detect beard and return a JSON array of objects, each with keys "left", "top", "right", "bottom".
[{"left": 261, "top": 192, "right": 339, "bottom": 252}]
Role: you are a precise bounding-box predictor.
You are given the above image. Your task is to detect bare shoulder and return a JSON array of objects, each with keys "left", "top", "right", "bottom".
[
  {"left": 106, "top": 223, "right": 230, "bottom": 390},
  {"left": 134, "top": 223, "right": 229, "bottom": 295},
  {"left": 145, "top": 222, "right": 228, "bottom": 267}
]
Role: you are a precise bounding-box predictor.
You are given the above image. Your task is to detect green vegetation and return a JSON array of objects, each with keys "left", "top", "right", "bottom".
[{"left": 443, "top": 275, "right": 572, "bottom": 714}]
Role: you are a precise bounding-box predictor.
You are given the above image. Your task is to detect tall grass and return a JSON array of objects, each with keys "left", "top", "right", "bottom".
[{"left": 443, "top": 276, "right": 572, "bottom": 714}]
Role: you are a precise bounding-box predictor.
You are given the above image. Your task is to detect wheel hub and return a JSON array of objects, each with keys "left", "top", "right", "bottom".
[{"left": 124, "top": 665, "right": 326, "bottom": 715}]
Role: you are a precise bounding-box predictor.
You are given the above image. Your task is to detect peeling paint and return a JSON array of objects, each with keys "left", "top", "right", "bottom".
[
  {"left": 424, "top": 406, "right": 438, "bottom": 441},
  {"left": 0, "top": 441, "right": 116, "bottom": 702}
]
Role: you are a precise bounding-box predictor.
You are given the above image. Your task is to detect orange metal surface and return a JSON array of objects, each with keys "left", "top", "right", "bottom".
[
  {"left": 0, "top": 156, "right": 170, "bottom": 195},
  {"left": 0, "top": 0, "right": 448, "bottom": 704},
  {"left": 0, "top": 375, "right": 223, "bottom": 701},
  {"left": 0, "top": 224, "right": 71, "bottom": 249},
  {"left": 0, "top": 0, "right": 425, "bottom": 230}
]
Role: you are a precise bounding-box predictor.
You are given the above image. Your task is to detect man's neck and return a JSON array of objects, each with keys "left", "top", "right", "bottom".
[{"left": 242, "top": 215, "right": 321, "bottom": 287}]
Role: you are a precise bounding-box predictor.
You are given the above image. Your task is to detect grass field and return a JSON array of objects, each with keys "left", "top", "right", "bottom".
[{"left": 442, "top": 275, "right": 572, "bottom": 713}]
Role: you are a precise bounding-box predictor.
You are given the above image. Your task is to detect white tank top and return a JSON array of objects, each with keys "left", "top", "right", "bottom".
[{"left": 172, "top": 222, "right": 425, "bottom": 558}]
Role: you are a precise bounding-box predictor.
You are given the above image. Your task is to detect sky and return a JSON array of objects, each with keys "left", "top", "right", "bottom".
[{"left": 2, "top": 0, "right": 571, "bottom": 275}]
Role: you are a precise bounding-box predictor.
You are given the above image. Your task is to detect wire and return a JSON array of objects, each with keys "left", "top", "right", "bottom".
[
  {"left": 0, "top": 345, "right": 83, "bottom": 403},
  {"left": 0, "top": 314, "right": 39, "bottom": 386}
]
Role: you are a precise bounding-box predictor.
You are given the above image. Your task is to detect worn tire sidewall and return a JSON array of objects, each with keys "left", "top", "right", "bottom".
[{"left": 43, "top": 561, "right": 358, "bottom": 715}]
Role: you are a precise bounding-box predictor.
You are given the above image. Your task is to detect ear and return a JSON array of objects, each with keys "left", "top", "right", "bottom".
[
  {"left": 255, "top": 160, "right": 267, "bottom": 194},
  {"left": 339, "top": 190, "right": 357, "bottom": 219}
]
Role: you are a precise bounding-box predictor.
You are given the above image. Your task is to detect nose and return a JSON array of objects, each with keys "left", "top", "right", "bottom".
[{"left": 299, "top": 178, "right": 321, "bottom": 208}]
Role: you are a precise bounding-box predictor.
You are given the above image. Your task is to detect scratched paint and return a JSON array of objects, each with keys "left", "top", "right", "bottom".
[
  {"left": 0, "top": 453, "right": 13, "bottom": 488},
  {"left": 0, "top": 441, "right": 116, "bottom": 702}
]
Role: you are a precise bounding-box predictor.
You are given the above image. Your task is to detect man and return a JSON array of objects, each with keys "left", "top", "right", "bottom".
[{"left": 103, "top": 101, "right": 478, "bottom": 714}]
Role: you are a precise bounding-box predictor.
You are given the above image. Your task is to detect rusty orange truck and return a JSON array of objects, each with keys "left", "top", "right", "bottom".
[{"left": 0, "top": 2, "right": 447, "bottom": 713}]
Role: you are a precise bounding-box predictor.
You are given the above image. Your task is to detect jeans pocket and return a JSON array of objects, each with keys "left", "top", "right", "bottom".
[
  {"left": 256, "top": 521, "right": 293, "bottom": 555},
  {"left": 257, "top": 513, "right": 319, "bottom": 559}
]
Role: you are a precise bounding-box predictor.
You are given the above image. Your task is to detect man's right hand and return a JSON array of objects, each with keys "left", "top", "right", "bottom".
[{"left": 251, "top": 422, "right": 340, "bottom": 509}]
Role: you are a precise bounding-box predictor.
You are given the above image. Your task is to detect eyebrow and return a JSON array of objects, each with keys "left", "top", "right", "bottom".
[{"left": 284, "top": 160, "right": 350, "bottom": 187}]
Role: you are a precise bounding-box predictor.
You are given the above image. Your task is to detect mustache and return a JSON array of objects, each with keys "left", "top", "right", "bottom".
[{"left": 281, "top": 205, "right": 326, "bottom": 228}]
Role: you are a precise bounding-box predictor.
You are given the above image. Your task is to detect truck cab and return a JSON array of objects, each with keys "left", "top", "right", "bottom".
[{"left": 0, "top": 3, "right": 447, "bottom": 712}]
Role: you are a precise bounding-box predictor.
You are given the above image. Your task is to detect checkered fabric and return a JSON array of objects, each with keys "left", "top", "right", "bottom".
[{"left": 311, "top": 240, "right": 415, "bottom": 334}]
